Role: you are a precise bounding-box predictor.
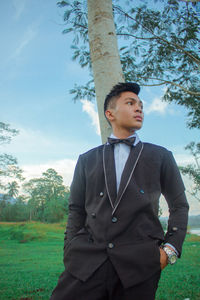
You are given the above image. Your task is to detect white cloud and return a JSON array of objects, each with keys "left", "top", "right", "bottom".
[
  {"left": 1, "top": 123, "right": 97, "bottom": 165},
  {"left": 0, "top": 125, "right": 85, "bottom": 189},
  {"left": 1, "top": 125, "right": 85, "bottom": 167},
  {"left": 13, "top": 0, "right": 26, "bottom": 20},
  {"left": 0, "top": 158, "right": 77, "bottom": 194},
  {"left": 10, "top": 26, "right": 37, "bottom": 60},
  {"left": 174, "top": 154, "right": 195, "bottom": 166},
  {"left": 81, "top": 99, "right": 100, "bottom": 135},
  {"left": 2, "top": 127, "right": 54, "bottom": 156},
  {"left": 144, "top": 97, "right": 169, "bottom": 115},
  {"left": 22, "top": 158, "right": 76, "bottom": 186},
  {"left": 180, "top": 175, "right": 200, "bottom": 216}
]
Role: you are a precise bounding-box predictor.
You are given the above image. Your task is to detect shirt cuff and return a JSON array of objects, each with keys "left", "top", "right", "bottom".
[{"left": 164, "top": 243, "right": 179, "bottom": 256}]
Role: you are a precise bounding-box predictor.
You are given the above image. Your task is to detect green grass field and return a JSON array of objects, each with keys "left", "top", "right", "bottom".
[{"left": 0, "top": 222, "right": 199, "bottom": 300}]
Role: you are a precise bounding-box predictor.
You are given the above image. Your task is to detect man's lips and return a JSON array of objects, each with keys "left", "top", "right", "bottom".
[{"left": 134, "top": 115, "right": 143, "bottom": 122}]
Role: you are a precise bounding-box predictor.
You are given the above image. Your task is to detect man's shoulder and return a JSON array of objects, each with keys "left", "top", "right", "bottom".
[
  {"left": 80, "top": 144, "right": 104, "bottom": 159},
  {"left": 143, "top": 142, "right": 169, "bottom": 152},
  {"left": 142, "top": 142, "right": 171, "bottom": 159}
]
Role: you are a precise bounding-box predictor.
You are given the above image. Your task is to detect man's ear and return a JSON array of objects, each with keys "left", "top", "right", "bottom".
[{"left": 105, "top": 109, "right": 114, "bottom": 123}]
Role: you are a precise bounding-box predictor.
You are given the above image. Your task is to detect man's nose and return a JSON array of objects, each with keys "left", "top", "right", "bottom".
[{"left": 135, "top": 104, "right": 142, "bottom": 113}]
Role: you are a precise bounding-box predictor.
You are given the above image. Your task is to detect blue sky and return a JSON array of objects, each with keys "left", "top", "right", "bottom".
[{"left": 0, "top": 0, "right": 199, "bottom": 215}]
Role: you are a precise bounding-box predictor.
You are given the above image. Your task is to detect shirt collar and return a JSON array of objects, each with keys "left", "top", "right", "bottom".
[{"left": 109, "top": 132, "right": 140, "bottom": 146}]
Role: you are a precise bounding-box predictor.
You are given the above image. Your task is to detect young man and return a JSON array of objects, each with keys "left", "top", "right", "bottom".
[{"left": 50, "top": 82, "right": 189, "bottom": 300}]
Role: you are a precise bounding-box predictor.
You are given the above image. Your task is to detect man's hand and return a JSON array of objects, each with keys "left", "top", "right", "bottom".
[{"left": 159, "top": 248, "right": 168, "bottom": 270}]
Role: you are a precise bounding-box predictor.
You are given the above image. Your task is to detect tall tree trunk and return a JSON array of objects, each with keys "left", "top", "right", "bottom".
[{"left": 87, "top": 0, "right": 124, "bottom": 143}]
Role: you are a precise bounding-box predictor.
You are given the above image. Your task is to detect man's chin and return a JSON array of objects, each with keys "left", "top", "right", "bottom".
[{"left": 130, "top": 125, "right": 142, "bottom": 132}]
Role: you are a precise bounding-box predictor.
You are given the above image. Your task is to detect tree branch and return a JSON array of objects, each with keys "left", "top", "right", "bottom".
[
  {"left": 117, "top": 32, "right": 155, "bottom": 40},
  {"left": 138, "top": 76, "right": 200, "bottom": 97},
  {"left": 73, "top": 23, "right": 88, "bottom": 30},
  {"left": 140, "top": 82, "right": 166, "bottom": 87},
  {"left": 114, "top": 6, "right": 200, "bottom": 66}
]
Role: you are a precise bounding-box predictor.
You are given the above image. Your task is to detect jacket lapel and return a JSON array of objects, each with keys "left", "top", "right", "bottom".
[
  {"left": 113, "top": 141, "right": 144, "bottom": 215},
  {"left": 103, "top": 144, "right": 117, "bottom": 209}
]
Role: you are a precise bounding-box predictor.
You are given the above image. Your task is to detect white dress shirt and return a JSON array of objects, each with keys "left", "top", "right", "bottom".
[{"left": 110, "top": 132, "right": 140, "bottom": 192}]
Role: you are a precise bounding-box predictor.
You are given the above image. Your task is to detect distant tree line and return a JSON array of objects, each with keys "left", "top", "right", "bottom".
[
  {"left": 0, "top": 168, "right": 70, "bottom": 223},
  {"left": 0, "top": 122, "right": 70, "bottom": 223}
]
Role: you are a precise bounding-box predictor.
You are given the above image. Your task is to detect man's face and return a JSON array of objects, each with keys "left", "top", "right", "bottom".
[{"left": 106, "top": 91, "right": 144, "bottom": 133}]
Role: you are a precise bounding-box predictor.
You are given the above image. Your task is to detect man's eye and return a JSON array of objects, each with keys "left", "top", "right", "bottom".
[{"left": 127, "top": 102, "right": 132, "bottom": 105}]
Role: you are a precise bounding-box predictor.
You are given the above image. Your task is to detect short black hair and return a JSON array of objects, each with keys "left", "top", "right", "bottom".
[{"left": 104, "top": 82, "right": 140, "bottom": 114}]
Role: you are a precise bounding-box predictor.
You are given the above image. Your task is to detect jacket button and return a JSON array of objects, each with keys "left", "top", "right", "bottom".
[
  {"left": 112, "top": 217, "right": 118, "bottom": 223},
  {"left": 91, "top": 213, "right": 96, "bottom": 218},
  {"left": 108, "top": 243, "right": 114, "bottom": 249},
  {"left": 172, "top": 227, "right": 178, "bottom": 231},
  {"left": 100, "top": 192, "right": 104, "bottom": 197}
]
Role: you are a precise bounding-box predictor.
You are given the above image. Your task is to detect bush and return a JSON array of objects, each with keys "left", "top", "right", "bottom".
[{"left": 9, "top": 225, "right": 45, "bottom": 243}]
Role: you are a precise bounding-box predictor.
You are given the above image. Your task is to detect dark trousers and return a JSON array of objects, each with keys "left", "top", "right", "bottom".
[{"left": 50, "top": 259, "right": 161, "bottom": 300}]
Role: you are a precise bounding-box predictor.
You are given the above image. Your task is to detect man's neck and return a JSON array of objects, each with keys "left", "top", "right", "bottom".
[{"left": 112, "top": 128, "right": 136, "bottom": 139}]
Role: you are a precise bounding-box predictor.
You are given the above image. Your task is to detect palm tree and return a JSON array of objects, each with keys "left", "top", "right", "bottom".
[{"left": 7, "top": 181, "right": 19, "bottom": 199}]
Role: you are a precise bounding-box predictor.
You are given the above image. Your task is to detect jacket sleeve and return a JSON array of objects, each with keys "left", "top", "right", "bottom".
[
  {"left": 160, "top": 150, "right": 189, "bottom": 256},
  {"left": 64, "top": 154, "right": 87, "bottom": 249}
]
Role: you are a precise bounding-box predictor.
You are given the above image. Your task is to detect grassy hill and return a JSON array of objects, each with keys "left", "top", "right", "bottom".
[{"left": 0, "top": 222, "right": 199, "bottom": 300}]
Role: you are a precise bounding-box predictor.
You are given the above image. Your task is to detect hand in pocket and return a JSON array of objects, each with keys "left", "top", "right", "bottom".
[{"left": 159, "top": 248, "right": 168, "bottom": 270}]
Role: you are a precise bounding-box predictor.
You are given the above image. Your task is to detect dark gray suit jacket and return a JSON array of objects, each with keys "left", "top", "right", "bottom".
[{"left": 64, "top": 142, "right": 189, "bottom": 288}]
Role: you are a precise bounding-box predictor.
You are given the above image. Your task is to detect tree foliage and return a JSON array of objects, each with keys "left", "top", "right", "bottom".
[
  {"left": 57, "top": 0, "right": 200, "bottom": 128},
  {"left": 0, "top": 122, "right": 19, "bottom": 145},
  {"left": 23, "top": 168, "right": 69, "bottom": 223},
  {"left": 180, "top": 142, "right": 200, "bottom": 202},
  {"left": 0, "top": 196, "right": 29, "bottom": 222},
  {"left": 0, "top": 168, "right": 70, "bottom": 223},
  {"left": 7, "top": 181, "right": 20, "bottom": 198},
  {"left": 0, "top": 122, "right": 24, "bottom": 192}
]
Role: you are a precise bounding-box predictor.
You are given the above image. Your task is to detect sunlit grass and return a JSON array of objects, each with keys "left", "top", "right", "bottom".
[
  {"left": 0, "top": 222, "right": 199, "bottom": 300},
  {"left": 156, "top": 234, "right": 200, "bottom": 300},
  {"left": 0, "top": 221, "right": 67, "bottom": 243}
]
